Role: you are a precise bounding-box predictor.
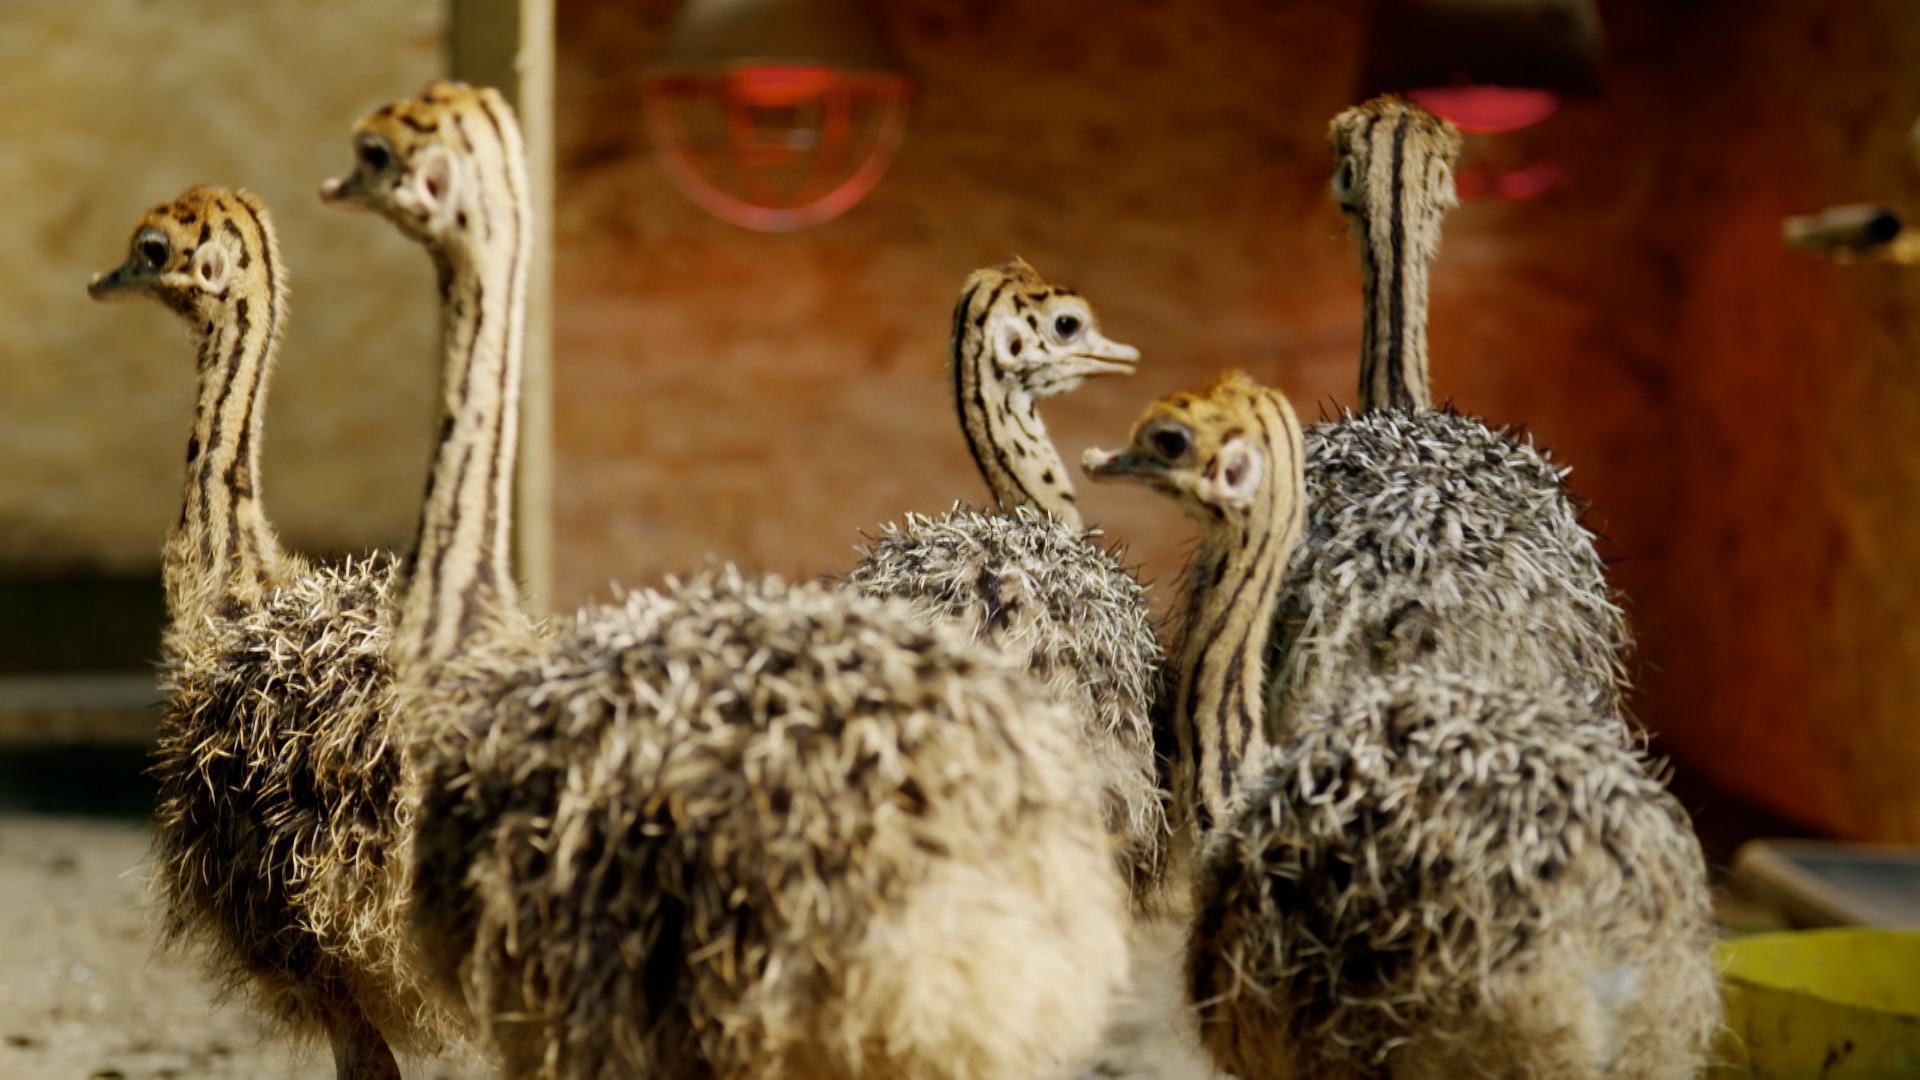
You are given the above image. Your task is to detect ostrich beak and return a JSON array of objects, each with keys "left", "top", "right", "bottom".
[
  {"left": 1083, "top": 445, "right": 1153, "bottom": 482},
  {"left": 87, "top": 259, "right": 151, "bottom": 300},
  {"left": 1053, "top": 331, "right": 1142, "bottom": 380}
]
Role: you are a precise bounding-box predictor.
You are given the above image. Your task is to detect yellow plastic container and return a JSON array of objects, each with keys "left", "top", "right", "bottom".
[{"left": 1712, "top": 929, "right": 1920, "bottom": 1077}]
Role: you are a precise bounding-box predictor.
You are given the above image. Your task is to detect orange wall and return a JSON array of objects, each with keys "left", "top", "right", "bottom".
[{"left": 554, "top": 0, "right": 1920, "bottom": 841}]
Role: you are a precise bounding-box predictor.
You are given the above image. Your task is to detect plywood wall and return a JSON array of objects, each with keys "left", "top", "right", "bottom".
[
  {"left": 0, "top": 0, "right": 444, "bottom": 573},
  {"left": 552, "top": 0, "right": 1369, "bottom": 595},
  {"left": 553, "top": 0, "right": 1920, "bottom": 842}
]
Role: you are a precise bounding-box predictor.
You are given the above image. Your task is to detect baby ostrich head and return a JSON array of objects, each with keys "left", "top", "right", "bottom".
[
  {"left": 320, "top": 79, "right": 518, "bottom": 249},
  {"left": 963, "top": 257, "right": 1140, "bottom": 399},
  {"left": 1082, "top": 370, "right": 1300, "bottom": 536},
  {"left": 88, "top": 186, "right": 278, "bottom": 322},
  {"left": 1084, "top": 370, "right": 1306, "bottom": 834},
  {"left": 1328, "top": 96, "right": 1462, "bottom": 413},
  {"left": 951, "top": 258, "right": 1140, "bottom": 527}
]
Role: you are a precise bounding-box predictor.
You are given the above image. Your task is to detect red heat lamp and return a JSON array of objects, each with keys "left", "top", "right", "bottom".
[
  {"left": 1361, "top": 0, "right": 1602, "bottom": 136},
  {"left": 644, "top": 0, "right": 911, "bottom": 232},
  {"left": 1406, "top": 86, "right": 1560, "bottom": 135}
]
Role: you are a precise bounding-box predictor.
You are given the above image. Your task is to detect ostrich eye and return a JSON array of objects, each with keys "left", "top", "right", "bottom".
[
  {"left": 1149, "top": 425, "right": 1190, "bottom": 461},
  {"left": 1053, "top": 313, "right": 1082, "bottom": 338},
  {"left": 1330, "top": 159, "right": 1356, "bottom": 202},
  {"left": 135, "top": 228, "right": 170, "bottom": 270},
  {"left": 357, "top": 135, "right": 394, "bottom": 172}
]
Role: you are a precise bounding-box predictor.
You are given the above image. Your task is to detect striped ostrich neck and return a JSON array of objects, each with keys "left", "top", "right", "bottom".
[
  {"left": 171, "top": 203, "right": 287, "bottom": 611},
  {"left": 1169, "top": 397, "right": 1306, "bottom": 835},
  {"left": 396, "top": 105, "right": 532, "bottom": 669},
  {"left": 950, "top": 277, "right": 1082, "bottom": 529},
  {"left": 1342, "top": 106, "right": 1457, "bottom": 413}
]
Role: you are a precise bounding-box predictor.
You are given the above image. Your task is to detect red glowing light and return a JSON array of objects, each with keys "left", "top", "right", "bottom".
[
  {"left": 1454, "top": 163, "right": 1566, "bottom": 201},
  {"left": 644, "top": 64, "right": 911, "bottom": 232},
  {"left": 729, "top": 65, "right": 837, "bottom": 108},
  {"left": 1408, "top": 85, "right": 1559, "bottom": 133}
]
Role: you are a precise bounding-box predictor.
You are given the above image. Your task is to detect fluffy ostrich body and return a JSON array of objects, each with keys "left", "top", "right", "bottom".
[
  {"left": 842, "top": 261, "right": 1165, "bottom": 899},
  {"left": 327, "top": 82, "right": 1128, "bottom": 1080},
  {"left": 89, "top": 189, "right": 456, "bottom": 1079},
  {"left": 1087, "top": 371, "right": 1718, "bottom": 1080},
  {"left": 409, "top": 568, "right": 1122, "bottom": 1080},
  {"left": 1271, "top": 99, "right": 1628, "bottom": 752},
  {"left": 1191, "top": 672, "right": 1718, "bottom": 1080},
  {"left": 1276, "top": 411, "right": 1629, "bottom": 735}
]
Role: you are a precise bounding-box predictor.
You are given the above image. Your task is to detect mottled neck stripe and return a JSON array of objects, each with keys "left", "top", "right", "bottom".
[
  {"left": 1352, "top": 108, "right": 1450, "bottom": 414},
  {"left": 1169, "top": 398, "right": 1306, "bottom": 835},
  {"left": 174, "top": 196, "right": 286, "bottom": 611},
  {"left": 398, "top": 92, "right": 531, "bottom": 668},
  {"left": 950, "top": 278, "right": 1082, "bottom": 529}
]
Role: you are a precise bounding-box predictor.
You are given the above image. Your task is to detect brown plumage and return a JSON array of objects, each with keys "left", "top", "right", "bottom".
[
  {"left": 408, "top": 568, "right": 1126, "bottom": 1080},
  {"left": 842, "top": 260, "right": 1166, "bottom": 903},
  {"left": 324, "top": 81, "right": 1129, "bottom": 1080},
  {"left": 88, "top": 188, "right": 458, "bottom": 1080},
  {"left": 1088, "top": 371, "right": 1719, "bottom": 1080}
]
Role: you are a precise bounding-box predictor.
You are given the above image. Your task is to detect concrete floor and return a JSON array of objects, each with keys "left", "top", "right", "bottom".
[
  {"left": 0, "top": 814, "right": 1219, "bottom": 1080},
  {"left": 0, "top": 816, "right": 487, "bottom": 1080}
]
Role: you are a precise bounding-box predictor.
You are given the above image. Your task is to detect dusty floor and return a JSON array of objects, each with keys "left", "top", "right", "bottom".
[
  {"left": 0, "top": 816, "right": 487, "bottom": 1080},
  {"left": 0, "top": 813, "right": 1220, "bottom": 1080}
]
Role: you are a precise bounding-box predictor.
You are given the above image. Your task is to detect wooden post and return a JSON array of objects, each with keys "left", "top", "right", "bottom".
[{"left": 450, "top": 0, "right": 555, "bottom": 613}]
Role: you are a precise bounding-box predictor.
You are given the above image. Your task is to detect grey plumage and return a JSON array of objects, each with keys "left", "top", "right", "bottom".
[
  {"left": 1190, "top": 671, "right": 1719, "bottom": 1080},
  {"left": 1272, "top": 407, "right": 1630, "bottom": 733},
  {"left": 845, "top": 505, "right": 1166, "bottom": 900}
]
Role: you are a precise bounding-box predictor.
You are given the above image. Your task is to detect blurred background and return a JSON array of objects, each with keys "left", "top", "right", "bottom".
[
  {"left": 4, "top": 0, "right": 1920, "bottom": 879},
  {"left": 8, "top": 0, "right": 1920, "bottom": 1074}
]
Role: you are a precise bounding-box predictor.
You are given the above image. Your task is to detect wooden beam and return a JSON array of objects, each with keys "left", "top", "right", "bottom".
[{"left": 450, "top": 0, "right": 556, "bottom": 613}]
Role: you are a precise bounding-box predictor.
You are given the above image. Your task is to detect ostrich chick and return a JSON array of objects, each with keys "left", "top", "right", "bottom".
[
  {"left": 1273, "top": 97, "right": 1630, "bottom": 744},
  {"left": 323, "top": 80, "right": 1129, "bottom": 1080},
  {"left": 88, "top": 189, "right": 458, "bottom": 1080},
  {"left": 1087, "top": 371, "right": 1720, "bottom": 1080},
  {"left": 843, "top": 260, "right": 1167, "bottom": 902}
]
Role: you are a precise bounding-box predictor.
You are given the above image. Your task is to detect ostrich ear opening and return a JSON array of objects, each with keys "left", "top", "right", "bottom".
[
  {"left": 1434, "top": 158, "right": 1461, "bottom": 210},
  {"left": 988, "top": 314, "right": 1030, "bottom": 371},
  {"left": 190, "top": 241, "right": 231, "bottom": 294},
  {"left": 410, "top": 144, "right": 461, "bottom": 226},
  {"left": 1212, "top": 438, "right": 1264, "bottom": 508}
]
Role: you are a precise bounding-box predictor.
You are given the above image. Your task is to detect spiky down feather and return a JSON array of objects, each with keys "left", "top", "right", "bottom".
[
  {"left": 151, "top": 551, "right": 462, "bottom": 1058},
  {"left": 404, "top": 567, "right": 1131, "bottom": 1080},
  {"left": 842, "top": 504, "right": 1168, "bottom": 901},
  {"left": 1188, "top": 671, "right": 1719, "bottom": 1080},
  {"left": 1266, "top": 408, "right": 1631, "bottom": 738}
]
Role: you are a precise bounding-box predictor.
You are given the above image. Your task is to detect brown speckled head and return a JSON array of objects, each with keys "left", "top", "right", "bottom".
[
  {"left": 958, "top": 257, "right": 1141, "bottom": 398},
  {"left": 1083, "top": 370, "right": 1301, "bottom": 533},
  {"left": 320, "top": 78, "right": 524, "bottom": 248},
  {"left": 88, "top": 186, "right": 280, "bottom": 322},
  {"left": 948, "top": 256, "right": 1140, "bottom": 527}
]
